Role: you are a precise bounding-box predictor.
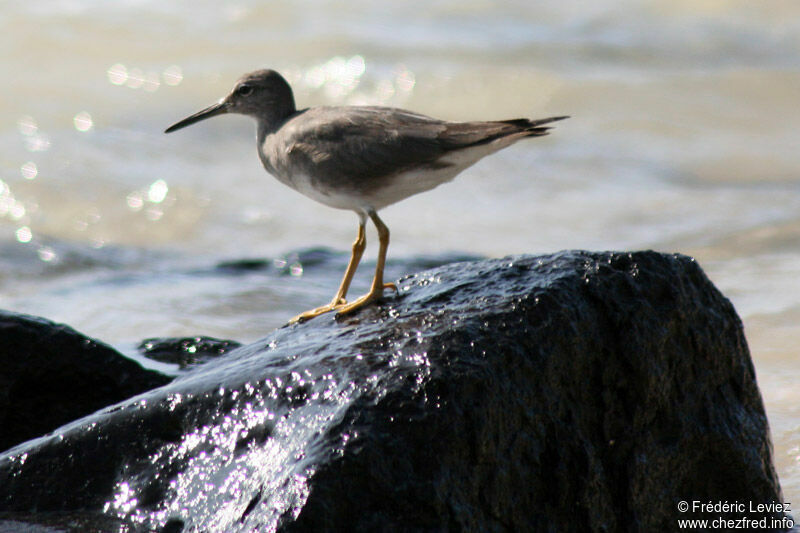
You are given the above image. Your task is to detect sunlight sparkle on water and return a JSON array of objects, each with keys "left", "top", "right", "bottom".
[
  {"left": 143, "top": 72, "right": 161, "bottom": 92},
  {"left": 16, "top": 116, "right": 37, "bottom": 136},
  {"left": 17, "top": 115, "right": 51, "bottom": 151},
  {"left": 394, "top": 65, "right": 416, "bottom": 92},
  {"left": 163, "top": 65, "right": 183, "bottom": 86},
  {"left": 126, "top": 192, "right": 144, "bottom": 211},
  {"left": 148, "top": 180, "right": 169, "bottom": 203},
  {"left": 284, "top": 55, "right": 417, "bottom": 106},
  {"left": 0, "top": 180, "right": 28, "bottom": 221},
  {"left": 106, "top": 482, "right": 138, "bottom": 514},
  {"left": 128, "top": 68, "right": 146, "bottom": 89},
  {"left": 146, "top": 208, "right": 164, "bottom": 221},
  {"left": 9, "top": 202, "right": 24, "bottom": 220},
  {"left": 108, "top": 63, "right": 172, "bottom": 91},
  {"left": 20, "top": 162, "right": 37, "bottom": 179},
  {"left": 25, "top": 136, "right": 51, "bottom": 152},
  {"left": 73, "top": 111, "right": 93, "bottom": 132},
  {"left": 15, "top": 226, "right": 32, "bottom": 243},
  {"left": 108, "top": 64, "right": 127, "bottom": 85},
  {"left": 302, "top": 55, "right": 366, "bottom": 100},
  {"left": 37, "top": 246, "right": 57, "bottom": 262}
]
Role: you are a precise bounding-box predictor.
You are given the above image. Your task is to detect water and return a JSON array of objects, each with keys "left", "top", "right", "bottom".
[{"left": 1, "top": 0, "right": 798, "bottom": 509}]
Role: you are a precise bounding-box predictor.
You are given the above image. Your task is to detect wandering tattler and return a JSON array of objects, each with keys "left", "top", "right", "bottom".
[{"left": 165, "top": 69, "right": 567, "bottom": 323}]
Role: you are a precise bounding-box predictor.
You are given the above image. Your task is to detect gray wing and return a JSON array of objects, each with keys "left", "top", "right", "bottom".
[{"left": 278, "top": 106, "right": 565, "bottom": 186}]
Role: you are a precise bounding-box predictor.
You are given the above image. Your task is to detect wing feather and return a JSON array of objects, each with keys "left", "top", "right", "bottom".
[{"left": 274, "top": 107, "right": 567, "bottom": 191}]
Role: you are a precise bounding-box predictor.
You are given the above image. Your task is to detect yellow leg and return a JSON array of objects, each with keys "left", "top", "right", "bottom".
[
  {"left": 332, "top": 218, "right": 367, "bottom": 304},
  {"left": 289, "top": 216, "right": 367, "bottom": 323},
  {"left": 335, "top": 210, "right": 397, "bottom": 317}
]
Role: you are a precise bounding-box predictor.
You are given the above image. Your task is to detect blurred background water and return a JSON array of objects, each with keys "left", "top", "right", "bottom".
[{"left": 1, "top": 0, "right": 798, "bottom": 506}]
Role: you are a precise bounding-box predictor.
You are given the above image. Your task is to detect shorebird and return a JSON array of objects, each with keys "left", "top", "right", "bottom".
[{"left": 165, "top": 69, "right": 566, "bottom": 323}]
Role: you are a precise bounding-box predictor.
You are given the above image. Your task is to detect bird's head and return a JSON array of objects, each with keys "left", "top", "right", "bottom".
[{"left": 165, "top": 69, "right": 296, "bottom": 133}]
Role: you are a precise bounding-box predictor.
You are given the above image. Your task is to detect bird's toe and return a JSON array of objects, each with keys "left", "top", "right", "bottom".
[
  {"left": 383, "top": 282, "right": 398, "bottom": 293},
  {"left": 289, "top": 303, "right": 338, "bottom": 324}
]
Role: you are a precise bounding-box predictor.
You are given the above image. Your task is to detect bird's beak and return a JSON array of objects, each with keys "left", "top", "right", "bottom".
[{"left": 164, "top": 99, "right": 229, "bottom": 133}]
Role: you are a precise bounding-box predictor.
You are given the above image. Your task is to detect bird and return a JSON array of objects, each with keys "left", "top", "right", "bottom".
[{"left": 165, "top": 69, "right": 567, "bottom": 323}]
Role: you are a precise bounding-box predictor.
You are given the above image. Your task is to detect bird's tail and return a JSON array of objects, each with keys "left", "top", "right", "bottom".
[{"left": 500, "top": 115, "right": 569, "bottom": 137}]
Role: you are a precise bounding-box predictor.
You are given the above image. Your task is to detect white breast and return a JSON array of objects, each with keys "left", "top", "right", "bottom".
[{"left": 289, "top": 172, "right": 367, "bottom": 210}]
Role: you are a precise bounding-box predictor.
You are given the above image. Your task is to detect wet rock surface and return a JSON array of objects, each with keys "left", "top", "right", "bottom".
[
  {"left": 0, "top": 311, "right": 171, "bottom": 453},
  {"left": 137, "top": 337, "right": 242, "bottom": 369},
  {"left": 0, "top": 251, "right": 787, "bottom": 531}
]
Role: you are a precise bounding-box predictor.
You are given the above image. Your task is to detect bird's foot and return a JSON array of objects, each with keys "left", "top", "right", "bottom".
[
  {"left": 334, "top": 283, "right": 397, "bottom": 317},
  {"left": 289, "top": 297, "right": 347, "bottom": 324},
  {"left": 383, "top": 282, "right": 398, "bottom": 294}
]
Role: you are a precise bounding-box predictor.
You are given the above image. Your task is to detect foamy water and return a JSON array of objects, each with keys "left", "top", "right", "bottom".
[{"left": 1, "top": 0, "right": 798, "bottom": 508}]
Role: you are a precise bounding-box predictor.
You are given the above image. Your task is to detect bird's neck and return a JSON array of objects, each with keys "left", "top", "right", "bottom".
[
  {"left": 256, "top": 119, "right": 271, "bottom": 145},
  {"left": 256, "top": 110, "right": 290, "bottom": 139},
  {"left": 255, "top": 118, "right": 284, "bottom": 178}
]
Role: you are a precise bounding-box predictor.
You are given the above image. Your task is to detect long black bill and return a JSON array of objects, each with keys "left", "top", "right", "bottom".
[{"left": 164, "top": 100, "right": 228, "bottom": 133}]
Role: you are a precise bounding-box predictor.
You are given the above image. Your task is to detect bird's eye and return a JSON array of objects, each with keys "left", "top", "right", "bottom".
[{"left": 237, "top": 85, "right": 253, "bottom": 96}]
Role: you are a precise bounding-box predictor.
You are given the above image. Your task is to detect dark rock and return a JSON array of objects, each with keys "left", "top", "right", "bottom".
[
  {"left": 0, "top": 512, "right": 133, "bottom": 532},
  {"left": 214, "top": 248, "right": 343, "bottom": 275},
  {"left": 214, "top": 257, "right": 272, "bottom": 273},
  {"left": 0, "top": 251, "right": 788, "bottom": 531},
  {"left": 138, "top": 337, "right": 242, "bottom": 369},
  {"left": 0, "top": 311, "right": 172, "bottom": 453}
]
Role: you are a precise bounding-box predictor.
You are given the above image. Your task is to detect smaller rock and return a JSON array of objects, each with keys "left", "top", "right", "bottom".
[
  {"left": 137, "top": 336, "right": 242, "bottom": 369},
  {"left": 0, "top": 310, "right": 171, "bottom": 453}
]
